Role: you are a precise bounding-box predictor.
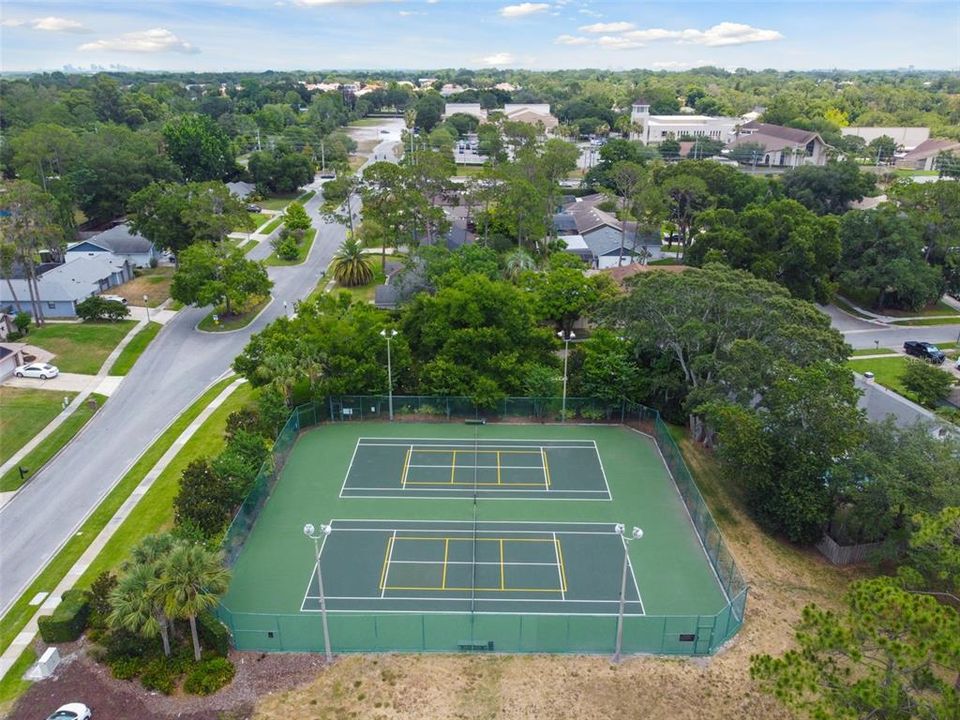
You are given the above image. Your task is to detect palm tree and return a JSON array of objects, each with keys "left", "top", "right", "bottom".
[
  {"left": 108, "top": 564, "right": 173, "bottom": 657},
  {"left": 156, "top": 544, "right": 231, "bottom": 661},
  {"left": 331, "top": 237, "right": 374, "bottom": 288},
  {"left": 503, "top": 248, "right": 535, "bottom": 281}
]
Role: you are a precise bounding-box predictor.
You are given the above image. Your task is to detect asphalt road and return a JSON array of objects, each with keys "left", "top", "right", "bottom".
[
  {"left": 821, "top": 303, "right": 960, "bottom": 349},
  {"left": 0, "top": 179, "right": 347, "bottom": 615}
]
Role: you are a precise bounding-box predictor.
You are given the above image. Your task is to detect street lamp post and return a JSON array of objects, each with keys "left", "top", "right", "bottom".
[
  {"left": 144, "top": 295, "right": 150, "bottom": 322},
  {"left": 380, "top": 329, "right": 398, "bottom": 420},
  {"left": 303, "top": 523, "right": 333, "bottom": 662},
  {"left": 613, "top": 523, "right": 644, "bottom": 664},
  {"left": 557, "top": 330, "right": 575, "bottom": 422}
]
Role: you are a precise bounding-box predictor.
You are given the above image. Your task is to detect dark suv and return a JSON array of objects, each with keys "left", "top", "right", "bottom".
[{"left": 903, "top": 341, "right": 946, "bottom": 364}]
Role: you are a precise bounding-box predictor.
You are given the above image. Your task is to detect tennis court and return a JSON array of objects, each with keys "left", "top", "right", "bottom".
[
  {"left": 302, "top": 520, "right": 642, "bottom": 615},
  {"left": 219, "top": 413, "right": 746, "bottom": 656},
  {"left": 340, "top": 437, "right": 610, "bottom": 499}
]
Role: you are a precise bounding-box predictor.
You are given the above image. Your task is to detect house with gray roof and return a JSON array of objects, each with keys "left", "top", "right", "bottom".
[
  {"left": 0, "top": 254, "right": 133, "bottom": 319},
  {"left": 727, "top": 122, "right": 830, "bottom": 167},
  {"left": 67, "top": 223, "right": 159, "bottom": 268},
  {"left": 553, "top": 197, "right": 662, "bottom": 268},
  {"left": 895, "top": 138, "right": 960, "bottom": 172}
]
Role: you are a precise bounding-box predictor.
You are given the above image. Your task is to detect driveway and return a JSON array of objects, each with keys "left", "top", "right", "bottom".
[
  {"left": 3, "top": 372, "right": 98, "bottom": 393},
  {"left": 0, "top": 177, "right": 349, "bottom": 615}
]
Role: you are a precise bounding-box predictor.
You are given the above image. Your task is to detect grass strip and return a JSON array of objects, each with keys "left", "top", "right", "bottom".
[
  {"left": 197, "top": 296, "right": 271, "bottom": 332},
  {"left": 0, "top": 646, "right": 35, "bottom": 708},
  {"left": 76, "top": 383, "right": 253, "bottom": 587},
  {"left": 0, "top": 389, "right": 76, "bottom": 466},
  {"left": 0, "top": 394, "right": 108, "bottom": 493},
  {"left": 0, "top": 377, "right": 235, "bottom": 655},
  {"left": 260, "top": 217, "right": 283, "bottom": 235},
  {"left": 849, "top": 347, "right": 895, "bottom": 357},
  {"left": 298, "top": 190, "right": 316, "bottom": 202},
  {"left": 264, "top": 228, "right": 317, "bottom": 267},
  {"left": 890, "top": 317, "right": 960, "bottom": 326},
  {"left": 110, "top": 322, "right": 162, "bottom": 376}
]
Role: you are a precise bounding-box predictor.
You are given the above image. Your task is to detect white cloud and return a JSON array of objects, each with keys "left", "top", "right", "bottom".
[
  {"left": 480, "top": 52, "right": 515, "bottom": 66},
  {"left": 399, "top": 10, "right": 424, "bottom": 15},
  {"left": 33, "top": 16, "right": 91, "bottom": 32},
  {"left": 0, "top": 19, "right": 26, "bottom": 27},
  {"left": 597, "top": 35, "right": 643, "bottom": 49},
  {"left": 623, "top": 28, "right": 682, "bottom": 42},
  {"left": 652, "top": 60, "right": 716, "bottom": 70},
  {"left": 79, "top": 28, "right": 199, "bottom": 54},
  {"left": 578, "top": 8, "right": 602, "bottom": 17},
  {"left": 294, "top": 0, "right": 397, "bottom": 5},
  {"left": 679, "top": 22, "right": 783, "bottom": 46},
  {"left": 499, "top": 3, "right": 550, "bottom": 18},
  {"left": 579, "top": 21, "right": 634, "bottom": 33},
  {"left": 555, "top": 34, "right": 590, "bottom": 46}
]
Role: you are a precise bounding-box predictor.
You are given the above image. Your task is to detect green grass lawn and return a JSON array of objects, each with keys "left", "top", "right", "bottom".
[
  {"left": 0, "top": 393, "right": 108, "bottom": 492},
  {"left": 452, "top": 164, "right": 490, "bottom": 177},
  {"left": 260, "top": 216, "right": 283, "bottom": 235},
  {"left": 198, "top": 295, "right": 271, "bottom": 332},
  {"left": 833, "top": 296, "right": 875, "bottom": 320},
  {"left": 893, "top": 168, "right": 940, "bottom": 177},
  {"left": 850, "top": 347, "right": 895, "bottom": 357},
  {"left": 330, "top": 266, "right": 387, "bottom": 303},
  {"left": 265, "top": 228, "right": 317, "bottom": 267},
  {"left": 236, "top": 211, "right": 266, "bottom": 232},
  {"left": 110, "top": 321, "right": 162, "bottom": 375},
  {"left": 0, "top": 388, "right": 76, "bottom": 466},
  {"left": 881, "top": 300, "right": 960, "bottom": 318},
  {"left": 25, "top": 320, "right": 137, "bottom": 374},
  {"left": 0, "top": 378, "right": 235, "bottom": 658},
  {"left": 891, "top": 316, "right": 960, "bottom": 326},
  {"left": 847, "top": 356, "right": 913, "bottom": 397},
  {"left": 298, "top": 190, "right": 316, "bottom": 203},
  {"left": 258, "top": 193, "right": 301, "bottom": 211},
  {"left": 0, "top": 645, "right": 35, "bottom": 708},
  {"left": 77, "top": 383, "right": 254, "bottom": 586},
  {"left": 349, "top": 118, "right": 387, "bottom": 127}
]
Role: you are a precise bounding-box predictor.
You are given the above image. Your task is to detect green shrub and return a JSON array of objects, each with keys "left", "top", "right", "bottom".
[
  {"left": 109, "top": 655, "right": 144, "bottom": 680},
  {"left": 88, "top": 571, "right": 117, "bottom": 630},
  {"left": 140, "top": 657, "right": 178, "bottom": 695},
  {"left": 75, "top": 296, "right": 130, "bottom": 322},
  {"left": 38, "top": 588, "right": 91, "bottom": 643},
  {"left": 271, "top": 233, "right": 300, "bottom": 261},
  {"left": 184, "top": 656, "right": 236, "bottom": 695},
  {"left": 198, "top": 612, "right": 231, "bottom": 656}
]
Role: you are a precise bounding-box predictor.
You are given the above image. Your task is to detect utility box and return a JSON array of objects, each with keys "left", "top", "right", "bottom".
[{"left": 24, "top": 647, "right": 60, "bottom": 680}]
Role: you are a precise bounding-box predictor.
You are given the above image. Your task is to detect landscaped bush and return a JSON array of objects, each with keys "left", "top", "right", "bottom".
[
  {"left": 140, "top": 657, "right": 179, "bottom": 694},
  {"left": 109, "top": 655, "right": 144, "bottom": 680},
  {"left": 38, "top": 588, "right": 91, "bottom": 643},
  {"left": 198, "top": 612, "right": 231, "bottom": 657},
  {"left": 271, "top": 233, "right": 300, "bottom": 261},
  {"left": 88, "top": 571, "right": 117, "bottom": 630},
  {"left": 75, "top": 296, "right": 130, "bottom": 322},
  {"left": 184, "top": 656, "right": 236, "bottom": 696}
]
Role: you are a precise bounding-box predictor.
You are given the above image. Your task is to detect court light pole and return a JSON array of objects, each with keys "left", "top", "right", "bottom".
[
  {"left": 613, "top": 523, "right": 644, "bottom": 664},
  {"left": 303, "top": 522, "right": 334, "bottom": 663},
  {"left": 557, "top": 330, "right": 575, "bottom": 422},
  {"left": 380, "top": 329, "right": 398, "bottom": 420}
]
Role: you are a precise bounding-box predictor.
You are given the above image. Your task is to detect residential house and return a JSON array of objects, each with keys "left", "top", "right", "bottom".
[
  {"left": 502, "top": 104, "right": 558, "bottom": 133},
  {"left": 726, "top": 122, "right": 830, "bottom": 167},
  {"left": 630, "top": 100, "right": 743, "bottom": 146},
  {"left": 553, "top": 196, "right": 662, "bottom": 269},
  {"left": 895, "top": 138, "right": 960, "bottom": 172},
  {"left": 226, "top": 181, "right": 256, "bottom": 199},
  {"left": 840, "top": 127, "right": 930, "bottom": 152},
  {"left": 66, "top": 223, "right": 159, "bottom": 268},
  {"left": 0, "top": 343, "right": 26, "bottom": 381},
  {"left": 0, "top": 254, "right": 134, "bottom": 319}
]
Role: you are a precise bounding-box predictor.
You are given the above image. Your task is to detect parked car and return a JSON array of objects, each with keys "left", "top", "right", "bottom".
[
  {"left": 45, "top": 702, "right": 91, "bottom": 720},
  {"left": 245, "top": 204, "right": 262, "bottom": 212},
  {"left": 99, "top": 294, "right": 127, "bottom": 305},
  {"left": 14, "top": 362, "right": 60, "bottom": 379},
  {"left": 903, "top": 341, "right": 946, "bottom": 364}
]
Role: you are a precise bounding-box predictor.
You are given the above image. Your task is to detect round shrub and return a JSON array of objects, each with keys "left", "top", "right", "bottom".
[
  {"left": 140, "top": 658, "right": 178, "bottom": 695},
  {"left": 109, "top": 655, "right": 144, "bottom": 681},
  {"left": 184, "top": 656, "right": 236, "bottom": 696}
]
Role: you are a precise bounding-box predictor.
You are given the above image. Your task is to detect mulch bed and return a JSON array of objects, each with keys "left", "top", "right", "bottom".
[{"left": 7, "top": 639, "right": 327, "bottom": 720}]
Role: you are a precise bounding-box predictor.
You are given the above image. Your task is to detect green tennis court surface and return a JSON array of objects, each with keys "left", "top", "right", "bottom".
[
  {"left": 302, "top": 520, "right": 642, "bottom": 615},
  {"left": 220, "top": 421, "right": 742, "bottom": 655},
  {"left": 341, "top": 437, "right": 610, "bottom": 499}
]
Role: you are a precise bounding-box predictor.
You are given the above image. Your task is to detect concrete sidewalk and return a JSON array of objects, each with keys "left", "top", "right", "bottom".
[
  {"left": 0, "top": 318, "right": 146, "bottom": 504},
  {"left": 0, "top": 377, "right": 244, "bottom": 681},
  {"left": 126, "top": 306, "right": 178, "bottom": 325}
]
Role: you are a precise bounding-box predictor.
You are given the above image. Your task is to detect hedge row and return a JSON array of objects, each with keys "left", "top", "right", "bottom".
[{"left": 38, "top": 588, "right": 91, "bottom": 643}]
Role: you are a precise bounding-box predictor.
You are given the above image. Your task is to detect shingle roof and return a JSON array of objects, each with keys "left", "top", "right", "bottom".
[
  {"left": 898, "top": 138, "right": 960, "bottom": 162},
  {"left": 79, "top": 224, "right": 154, "bottom": 255},
  {"left": 742, "top": 123, "right": 818, "bottom": 144},
  {"left": 0, "top": 255, "right": 130, "bottom": 305}
]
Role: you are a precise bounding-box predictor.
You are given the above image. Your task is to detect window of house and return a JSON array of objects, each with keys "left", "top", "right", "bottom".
[{"left": 47, "top": 302, "right": 56, "bottom": 309}]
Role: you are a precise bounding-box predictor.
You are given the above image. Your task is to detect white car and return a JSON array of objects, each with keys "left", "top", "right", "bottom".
[
  {"left": 99, "top": 294, "right": 127, "bottom": 305},
  {"left": 14, "top": 362, "right": 60, "bottom": 379},
  {"left": 46, "top": 703, "right": 92, "bottom": 720}
]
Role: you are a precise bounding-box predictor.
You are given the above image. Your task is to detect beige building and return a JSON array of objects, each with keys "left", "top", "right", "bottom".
[{"left": 727, "top": 122, "right": 831, "bottom": 167}]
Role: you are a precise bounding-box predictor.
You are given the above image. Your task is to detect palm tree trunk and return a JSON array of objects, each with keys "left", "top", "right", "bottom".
[
  {"left": 4, "top": 277, "right": 23, "bottom": 314},
  {"left": 189, "top": 614, "right": 201, "bottom": 661},
  {"left": 30, "top": 272, "right": 46, "bottom": 326},
  {"left": 160, "top": 618, "right": 171, "bottom": 657}
]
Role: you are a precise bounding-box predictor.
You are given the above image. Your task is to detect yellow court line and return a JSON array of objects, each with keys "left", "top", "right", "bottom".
[
  {"left": 450, "top": 449, "right": 457, "bottom": 484},
  {"left": 404, "top": 480, "right": 548, "bottom": 487},
  {"left": 401, "top": 446, "right": 412, "bottom": 489},
  {"left": 378, "top": 535, "right": 396, "bottom": 590},
  {"left": 555, "top": 538, "right": 568, "bottom": 592},
  {"left": 441, "top": 538, "right": 449, "bottom": 589},
  {"left": 382, "top": 585, "right": 565, "bottom": 593},
  {"left": 541, "top": 447, "right": 551, "bottom": 488},
  {"left": 412, "top": 449, "right": 541, "bottom": 455},
  {"left": 500, "top": 539, "right": 506, "bottom": 590},
  {"left": 392, "top": 536, "right": 558, "bottom": 544}
]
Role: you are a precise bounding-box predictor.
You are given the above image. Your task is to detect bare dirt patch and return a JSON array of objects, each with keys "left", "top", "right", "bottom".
[
  {"left": 110, "top": 267, "right": 174, "bottom": 308},
  {"left": 251, "top": 438, "right": 864, "bottom": 720},
  {"left": 5, "top": 640, "right": 325, "bottom": 720}
]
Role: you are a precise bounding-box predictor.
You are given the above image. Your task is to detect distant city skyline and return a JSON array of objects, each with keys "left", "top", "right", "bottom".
[{"left": 1, "top": 0, "right": 957, "bottom": 73}]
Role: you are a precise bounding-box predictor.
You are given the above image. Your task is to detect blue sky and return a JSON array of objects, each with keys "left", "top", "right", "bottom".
[{"left": 1, "top": 0, "right": 957, "bottom": 73}]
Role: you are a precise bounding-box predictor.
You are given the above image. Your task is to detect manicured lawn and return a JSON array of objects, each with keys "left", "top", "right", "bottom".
[
  {"left": 0, "top": 393, "right": 108, "bottom": 492},
  {"left": 25, "top": 320, "right": 136, "bottom": 374},
  {"left": 108, "top": 267, "right": 174, "bottom": 308},
  {"left": 0, "top": 378, "right": 235, "bottom": 657},
  {"left": 849, "top": 347, "right": 895, "bottom": 357},
  {"left": 890, "top": 317, "right": 960, "bottom": 326},
  {"left": 893, "top": 169, "right": 940, "bottom": 177},
  {"left": 847, "top": 356, "right": 913, "bottom": 397},
  {"left": 0, "top": 646, "right": 35, "bottom": 708},
  {"left": 0, "top": 388, "right": 75, "bottom": 466},
  {"left": 648, "top": 258, "right": 683, "bottom": 266},
  {"left": 330, "top": 266, "right": 387, "bottom": 304},
  {"left": 265, "top": 228, "right": 317, "bottom": 266},
  {"left": 111, "top": 321, "right": 162, "bottom": 375},
  {"left": 260, "top": 216, "right": 283, "bottom": 235},
  {"left": 298, "top": 190, "right": 316, "bottom": 203},
  {"left": 349, "top": 118, "right": 387, "bottom": 127},
  {"left": 77, "top": 382, "right": 254, "bottom": 586},
  {"left": 881, "top": 300, "right": 960, "bottom": 318},
  {"left": 258, "top": 193, "right": 301, "bottom": 211},
  {"left": 237, "top": 211, "right": 268, "bottom": 232},
  {"left": 197, "top": 295, "right": 271, "bottom": 332},
  {"left": 348, "top": 155, "right": 366, "bottom": 172}
]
